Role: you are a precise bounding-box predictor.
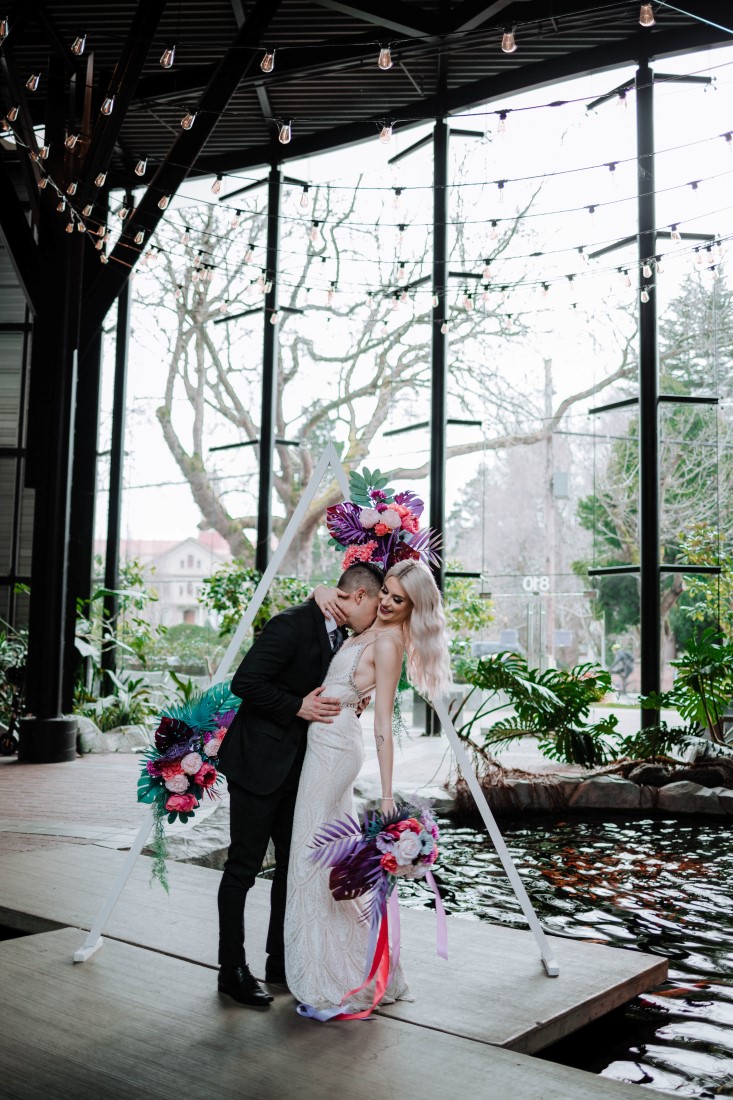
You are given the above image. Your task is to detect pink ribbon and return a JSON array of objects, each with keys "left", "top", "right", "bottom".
[
  {"left": 425, "top": 868, "right": 448, "bottom": 960},
  {"left": 388, "top": 887, "right": 401, "bottom": 982}
]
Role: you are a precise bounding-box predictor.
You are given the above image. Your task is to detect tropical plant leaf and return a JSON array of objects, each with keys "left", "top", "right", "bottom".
[
  {"left": 326, "top": 501, "right": 369, "bottom": 545},
  {"left": 406, "top": 527, "right": 443, "bottom": 566}
]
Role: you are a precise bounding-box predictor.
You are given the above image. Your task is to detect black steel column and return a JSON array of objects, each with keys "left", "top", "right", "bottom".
[
  {"left": 255, "top": 164, "right": 281, "bottom": 573},
  {"left": 102, "top": 280, "right": 131, "bottom": 681},
  {"left": 636, "top": 53, "right": 660, "bottom": 727},
  {"left": 430, "top": 117, "right": 448, "bottom": 592}
]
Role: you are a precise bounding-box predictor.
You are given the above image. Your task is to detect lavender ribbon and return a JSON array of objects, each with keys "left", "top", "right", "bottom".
[
  {"left": 425, "top": 868, "right": 448, "bottom": 960},
  {"left": 388, "top": 888, "right": 401, "bottom": 982}
]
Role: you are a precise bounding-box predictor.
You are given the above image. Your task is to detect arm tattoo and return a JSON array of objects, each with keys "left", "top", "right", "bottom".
[{"left": 375, "top": 734, "right": 385, "bottom": 750}]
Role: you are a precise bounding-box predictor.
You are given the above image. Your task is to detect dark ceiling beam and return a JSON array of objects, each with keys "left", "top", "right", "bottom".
[
  {"left": 36, "top": 7, "right": 83, "bottom": 76},
  {"left": 450, "top": 1, "right": 515, "bottom": 34},
  {"left": 311, "top": 0, "right": 438, "bottom": 37},
  {"left": 230, "top": 0, "right": 246, "bottom": 29},
  {"left": 81, "top": 0, "right": 285, "bottom": 350},
  {"left": 190, "top": 19, "right": 731, "bottom": 176},
  {"left": 0, "top": 156, "right": 43, "bottom": 315},
  {"left": 76, "top": 0, "right": 168, "bottom": 210},
  {"left": 255, "top": 82, "right": 275, "bottom": 131}
]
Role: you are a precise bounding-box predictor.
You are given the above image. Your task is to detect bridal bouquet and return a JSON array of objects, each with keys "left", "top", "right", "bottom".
[
  {"left": 309, "top": 800, "right": 440, "bottom": 918},
  {"left": 326, "top": 467, "right": 441, "bottom": 570},
  {"left": 137, "top": 681, "right": 239, "bottom": 888}
]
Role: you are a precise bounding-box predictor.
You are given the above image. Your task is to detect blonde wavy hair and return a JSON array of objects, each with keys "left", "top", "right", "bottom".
[{"left": 385, "top": 560, "right": 453, "bottom": 701}]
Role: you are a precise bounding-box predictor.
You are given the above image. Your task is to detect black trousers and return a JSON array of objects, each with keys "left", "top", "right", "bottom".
[{"left": 217, "top": 748, "right": 304, "bottom": 970}]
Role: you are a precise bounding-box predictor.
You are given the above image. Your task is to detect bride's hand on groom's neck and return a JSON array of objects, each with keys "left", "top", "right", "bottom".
[{"left": 312, "top": 583, "right": 349, "bottom": 625}]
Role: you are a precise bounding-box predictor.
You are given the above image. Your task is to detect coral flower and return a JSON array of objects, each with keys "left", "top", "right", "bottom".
[
  {"left": 343, "top": 541, "right": 377, "bottom": 569},
  {"left": 194, "top": 762, "right": 217, "bottom": 789},
  {"left": 165, "top": 792, "right": 198, "bottom": 813},
  {"left": 373, "top": 522, "right": 390, "bottom": 537},
  {"left": 380, "top": 853, "right": 398, "bottom": 873}
]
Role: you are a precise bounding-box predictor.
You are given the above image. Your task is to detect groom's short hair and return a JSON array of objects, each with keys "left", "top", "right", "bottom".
[{"left": 338, "top": 561, "right": 384, "bottom": 596}]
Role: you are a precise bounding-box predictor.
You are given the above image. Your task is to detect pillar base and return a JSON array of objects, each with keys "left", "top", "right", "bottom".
[{"left": 18, "top": 716, "right": 78, "bottom": 763}]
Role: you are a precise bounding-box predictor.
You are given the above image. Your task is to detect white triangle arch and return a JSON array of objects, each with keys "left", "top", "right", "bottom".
[{"left": 75, "top": 443, "right": 559, "bottom": 976}]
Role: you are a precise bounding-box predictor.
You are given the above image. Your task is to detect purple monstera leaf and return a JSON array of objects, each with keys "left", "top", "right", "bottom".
[
  {"left": 154, "top": 715, "right": 195, "bottom": 753},
  {"left": 394, "top": 490, "right": 424, "bottom": 517},
  {"left": 326, "top": 501, "right": 370, "bottom": 546}
]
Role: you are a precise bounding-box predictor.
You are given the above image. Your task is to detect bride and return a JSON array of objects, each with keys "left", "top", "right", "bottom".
[{"left": 284, "top": 558, "right": 452, "bottom": 1016}]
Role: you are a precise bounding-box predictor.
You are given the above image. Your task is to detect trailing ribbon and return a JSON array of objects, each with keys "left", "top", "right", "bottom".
[
  {"left": 425, "top": 868, "right": 448, "bottom": 960},
  {"left": 297, "top": 902, "right": 390, "bottom": 1022},
  {"left": 388, "top": 888, "right": 401, "bottom": 982}
]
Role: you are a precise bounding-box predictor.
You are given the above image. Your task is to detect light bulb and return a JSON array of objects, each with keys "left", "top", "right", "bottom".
[
  {"left": 77, "top": 221, "right": 86, "bottom": 233},
  {"left": 541, "top": 283, "right": 549, "bottom": 297},
  {"left": 0, "top": 16, "right": 8, "bottom": 40},
  {"left": 230, "top": 209, "right": 241, "bottom": 228},
  {"left": 441, "top": 320, "right": 448, "bottom": 334},
  {"left": 160, "top": 45, "right": 175, "bottom": 69},
  {"left": 119, "top": 205, "right": 129, "bottom": 219},
  {"left": 397, "top": 262, "right": 406, "bottom": 284},
  {"left": 71, "top": 34, "right": 86, "bottom": 55},
  {"left": 181, "top": 111, "right": 196, "bottom": 130},
  {"left": 432, "top": 293, "right": 439, "bottom": 308},
  {"left": 623, "top": 271, "right": 632, "bottom": 288},
  {"left": 489, "top": 221, "right": 498, "bottom": 240},
  {"left": 400, "top": 289, "right": 408, "bottom": 303},
  {"left": 501, "top": 30, "right": 516, "bottom": 53},
  {"left": 670, "top": 224, "right": 681, "bottom": 242},
  {"left": 97, "top": 224, "right": 106, "bottom": 237},
  {"left": 725, "top": 133, "right": 732, "bottom": 152},
  {"left": 264, "top": 279, "right": 272, "bottom": 294},
  {"left": 260, "top": 50, "right": 275, "bottom": 73},
  {"left": 175, "top": 285, "right": 183, "bottom": 301},
  {"left": 270, "top": 311, "right": 279, "bottom": 324},
  {"left": 38, "top": 177, "right": 48, "bottom": 190},
  {"left": 95, "top": 238, "right": 104, "bottom": 250},
  {"left": 379, "top": 123, "right": 392, "bottom": 144},
  {"left": 463, "top": 293, "right": 473, "bottom": 310},
  {"left": 498, "top": 111, "right": 507, "bottom": 134},
  {"left": 40, "top": 144, "right": 50, "bottom": 159},
  {"left": 26, "top": 73, "right": 40, "bottom": 91},
  {"left": 655, "top": 256, "right": 662, "bottom": 274},
  {"left": 134, "top": 230, "right": 144, "bottom": 245},
  {"left": 244, "top": 244, "right": 254, "bottom": 263},
  {"left": 278, "top": 121, "right": 291, "bottom": 144},
  {"left": 641, "top": 288, "right": 650, "bottom": 303},
  {"left": 94, "top": 171, "right": 106, "bottom": 186},
  {"left": 100, "top": 252, "right": 108, "bottom": 264},
  {"left": 82, "top": 203, "right": 93, "bottom": 216},
  {"left": 7, "top": 105, "right": 18, "bottom": 121},
  {"left": 134, "top": 157, "right": 147, "bottom": 177},
  {"left": 393, "top": 187, "right": 402, "bottom": 209},
  {"left": 639, "top": 4, "right": 655, "bottom": 27},
  {"left": 482, "top": 286, "right": 490, "bottom": 303},
  {"left": 391, "top": 294, "right": 399, "bottom": 311},
  {"left": 482, "top": 262, "right": 491, "bottom": 281},
  {"left": 66, "top": 181, "right": 77, "bottom": 195},
  {"left": 158, "top": 194, "right": 170, "bottom": 209},
  {"left": 299, "top": 185, "right": 309, "bottom": 208},
  {"left": 101, "top": 96, "right": 115, "bottom": 116},
  {"left": 219, "top": 300, "right": 229, "bottom": 314},
  {"left": 378, "top": 46, "right": 393, "bottom": 70},
  {"left": 397, "top": 224, "right": 405, "bottom": 246},
  {"left": 310, "top": 221, "right": 319, "bottom": 242},
  {"left": 327, "top": 286, "right": 335, "bottom": 305},
  {"left": 212, "top": 174, "right": 223, "bottom": 194},
  {"left": 192, "top": 270, "right": 200, "bottom": 284},
  {"left": 690, "top": 180, "right": 699, "bottom": 192},
  {"left": 65, "top": 133, "right": 79, "bottom": 149},
  {"left": 57, "top": 198, "right": 66, "bottom": 212},
  {"left": 642, "top": 262, "right": 652, "bottom": 278},
  {"left": 65, "top": 221, "right": 74, "bottom": 234},
  {"left": 497, "top": 180, "right": 505, "bottom": 202}
]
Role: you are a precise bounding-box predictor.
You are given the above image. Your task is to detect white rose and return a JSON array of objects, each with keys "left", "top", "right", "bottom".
[
  {"left": 204, "top": 738, "right": 222, "bottom": 757},
  {"left": 380, "top": 509, "right": 402, "bottom": 530},
  {"left": 360, "top": 508, "right": 382, "bottom": 529},
  {"left": 395, "top": 831, "right": 421, "bottom": 863},
  {"left": 181, "top": 752, "right": 203, "bottom": 775}
]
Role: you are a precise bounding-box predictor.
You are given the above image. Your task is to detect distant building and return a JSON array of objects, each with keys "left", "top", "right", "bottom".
[{"left": 94, "top": 532, "right": 231, "bottom": 627}]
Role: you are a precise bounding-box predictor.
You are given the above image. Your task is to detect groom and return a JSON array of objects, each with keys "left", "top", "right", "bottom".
[{"left": 216, "top": 561, "right": 383, "bottom": 1006}]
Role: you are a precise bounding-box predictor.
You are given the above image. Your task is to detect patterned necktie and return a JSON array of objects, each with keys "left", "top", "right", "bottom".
[{"left": 329, "top": 627, "right": 344, "bottom": 654}]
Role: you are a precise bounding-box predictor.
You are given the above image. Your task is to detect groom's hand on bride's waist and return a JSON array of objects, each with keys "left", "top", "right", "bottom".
[{"left": 297, "top": 686, "right": 341, "bottom": 723}]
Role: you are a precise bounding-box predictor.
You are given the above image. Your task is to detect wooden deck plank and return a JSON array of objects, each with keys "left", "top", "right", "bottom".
[
  {"left": 0, "top": 929, "right": 674, "bottom": 1100},
  {"left": 0, "top": 844, "right": 666, "bottom": 1054}
]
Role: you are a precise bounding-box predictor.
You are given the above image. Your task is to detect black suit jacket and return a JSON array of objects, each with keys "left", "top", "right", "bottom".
[{"left": 217, "top": 600, "right": 335, "bottom": 795}]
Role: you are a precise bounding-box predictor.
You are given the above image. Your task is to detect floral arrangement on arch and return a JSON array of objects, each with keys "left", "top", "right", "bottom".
[
  {"left": 137, "top": 681, "right": 239, "bottom": 888},
  {"left": 326, "top": 467, "right": 441, "bottom": 571}
]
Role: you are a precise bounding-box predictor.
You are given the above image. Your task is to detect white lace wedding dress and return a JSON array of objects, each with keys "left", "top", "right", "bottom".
[{"left": 284, "top": 635, "right": 410, "bottom": 1012}]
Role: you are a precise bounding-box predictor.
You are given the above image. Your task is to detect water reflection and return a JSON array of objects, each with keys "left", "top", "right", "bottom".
[{"left": 398, "top": 816, "right": 733, "bottom": 1098}]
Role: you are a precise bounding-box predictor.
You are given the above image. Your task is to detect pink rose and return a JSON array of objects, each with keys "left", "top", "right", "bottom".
[
  {"left": 373, "top": 523, "right": 390, "bottom": 537},
  {"left": 194, "top": 762, "right": 217, "bottom": 789},
  {"left": 401, "top": 514, "right": 419, "bottom": 533},
  {"left": 360, "top": 507, "right": 382, "bottom": 529},
  {"left": 379, "top": 509, "right": 402, "bottom": 530},
  {"left": 165, "top": 792, "right": 198, "bottom": 813},
  {"left": 164, "top": 774, "right": 189, "bottom": 794},
  {"left": 426, "top": 844, "right": 438, "bottom": 864},
  {"left": 396, "top": 831, "right": 421, "bottom": 862},
  {"left": 181, "top": 752, "right": 203, "bottom": 775},
  {"left": 204, "top": 738, "right": 222, "bottom": 758}
]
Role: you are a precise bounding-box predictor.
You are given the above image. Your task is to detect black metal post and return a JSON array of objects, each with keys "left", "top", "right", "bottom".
[
  {"left": 425, "top": 115, "right": 449, "bottom": 736},
  {"left": 255, "top": 164, "right": 281, "bottom": 574},
  {"left": 102, "top": 280, "right": 131, "bottom": 681},
  {"left": 636, "top": 52, "right": 660, "bottom": 727}
]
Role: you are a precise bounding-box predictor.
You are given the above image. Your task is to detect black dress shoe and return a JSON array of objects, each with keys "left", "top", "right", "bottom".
[
  {"left": 265, "top": 957, "right": 287, "bottom": 984},
  {"left": 218, "top": 965, "right": 274, "bottom": 1007}
]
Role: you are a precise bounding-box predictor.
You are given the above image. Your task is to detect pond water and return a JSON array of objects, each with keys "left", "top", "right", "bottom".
[{"left": 399, "top": 815, "right": 733, "bottom": 1098}]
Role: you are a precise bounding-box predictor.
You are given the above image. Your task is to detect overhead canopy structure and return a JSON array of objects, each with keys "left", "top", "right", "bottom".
[{"left": 0, "top": 0, "right": 731, "bottom": 760}]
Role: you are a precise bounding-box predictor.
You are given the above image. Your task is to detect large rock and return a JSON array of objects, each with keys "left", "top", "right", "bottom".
[
  {"left": 628, "top": 763, "right": 672, "bottom": 787},
  {"left": 569, "top": 776, "right": 642, "bottom": 811},
  {"left": 657, "top": 781, "right": 724, "bottom": 815},
  {"left": 77, "top": 721, "right": 150, "bottom": 753},
  {"left": 718, "top": 789, "right": 733, "bottom": 815},
  {"left": 667, "top": 765, "right": 733, "bottom": 789}
]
